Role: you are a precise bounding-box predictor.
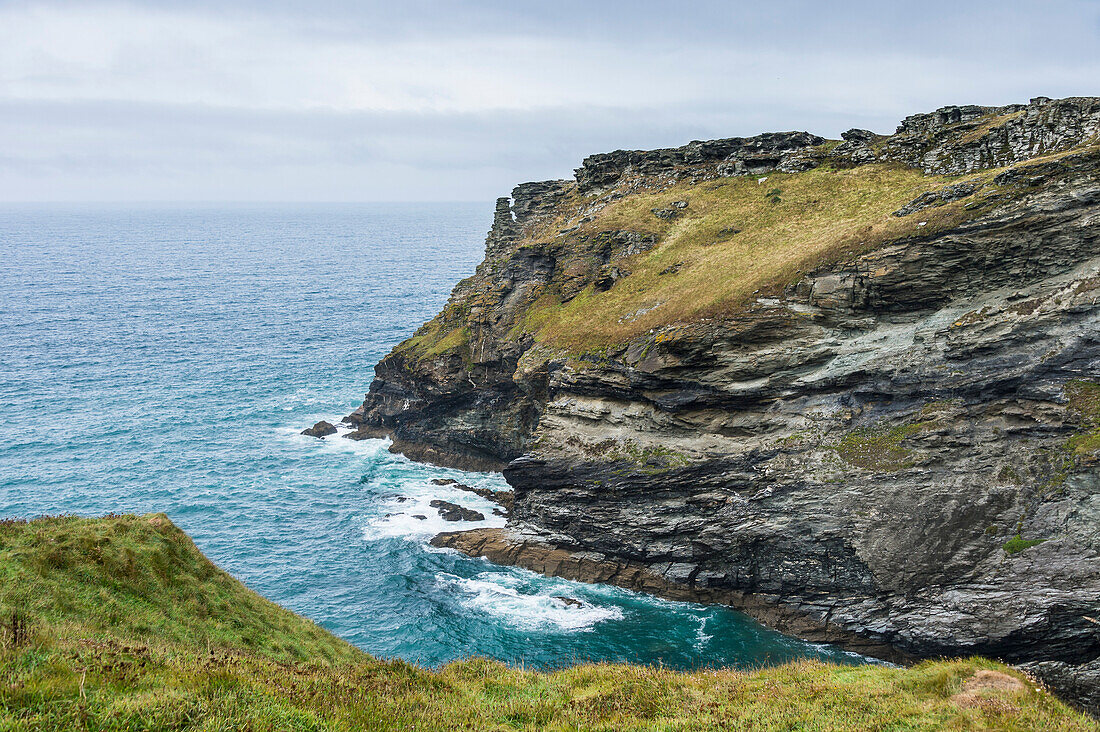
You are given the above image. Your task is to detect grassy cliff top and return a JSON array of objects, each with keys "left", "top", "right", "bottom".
[
  {"left": 391, "top": 98, "right": 1100, "bottom": 359},
  {"left": 407, "top": 146, "right": 1091, "bottom": 359},
  {"left": 400, "top": 159, "right": 964, "bottom": 359},
  {"left": 521, "top": 161, "right": 966, "bottom": 350},
  {"left": 1, "top": 515, "right": 1096, "bottom": 730}
]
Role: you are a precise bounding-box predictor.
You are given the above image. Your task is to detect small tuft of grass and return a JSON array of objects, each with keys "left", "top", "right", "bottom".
[{"left": 1003, "top": 534, "right": 1047, "bottom": 555}]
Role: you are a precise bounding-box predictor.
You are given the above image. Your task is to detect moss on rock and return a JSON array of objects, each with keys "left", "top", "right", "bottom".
[{"left": 835, "top": 422, "right": 931, "bottom": 471}]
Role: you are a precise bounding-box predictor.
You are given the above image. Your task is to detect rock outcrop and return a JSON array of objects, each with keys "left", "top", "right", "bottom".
[
  {"left": 346, "top": 96, "right": 1100, "bottom": 714},
  {"left": 884, "top": 97, "right": 1100, "bottom": 174},
  {"left": 574, "top": 131, "right": 825, "bottom": 193},
  {"left": 301, "top": 420, "right": 337, "bottom": 438},
  {"left": 430, "top": 500, "right": 485, "bottom": 522},
  {"left": 1020, "top": 658, "right": 1100, "bottom": 717}
]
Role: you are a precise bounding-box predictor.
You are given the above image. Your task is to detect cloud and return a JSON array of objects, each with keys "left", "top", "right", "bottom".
[{"left": 0, "top": 0, "right": 1097, "bottom": 200}]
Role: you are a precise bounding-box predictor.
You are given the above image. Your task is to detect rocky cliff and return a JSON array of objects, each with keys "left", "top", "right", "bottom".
[{"left": 345, "top": 96, "right": 1100, "bottom": 713}]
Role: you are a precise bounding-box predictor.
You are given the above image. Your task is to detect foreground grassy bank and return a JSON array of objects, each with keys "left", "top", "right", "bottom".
[{"left": 1, "top": 515, "right": 1095, "bottom": 730}]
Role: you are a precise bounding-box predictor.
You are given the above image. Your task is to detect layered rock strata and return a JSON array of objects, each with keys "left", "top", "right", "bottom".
[{"left": 344, "top": 96, "right": 1100, "bottom": 714}]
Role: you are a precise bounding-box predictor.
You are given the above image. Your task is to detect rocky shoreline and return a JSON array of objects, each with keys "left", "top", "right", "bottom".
[
  {"left": 430, "top": 526, "right": 908, "bottom": 663},
  {"left": 342, "top": 96, "right": 1100, "bottom": 715}
]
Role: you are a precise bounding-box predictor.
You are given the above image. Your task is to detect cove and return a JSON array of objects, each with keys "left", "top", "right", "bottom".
[{"left": 0, "top": 203, "right": 869, "bottom": 671}]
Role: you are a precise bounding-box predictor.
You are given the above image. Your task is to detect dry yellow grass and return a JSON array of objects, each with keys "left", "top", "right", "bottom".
[
  {"left": 520, "top": 163, "right": 981, "bottom": 350},
  {"left": 401, "top": 143, "right": 1097, "bottom": 359}
]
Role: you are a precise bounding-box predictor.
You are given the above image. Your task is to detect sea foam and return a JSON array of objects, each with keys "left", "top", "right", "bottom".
[{"left": 436, "top": 571, "right": 624, "bottom": 632}]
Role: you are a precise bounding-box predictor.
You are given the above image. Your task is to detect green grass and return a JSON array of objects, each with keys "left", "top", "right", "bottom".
[
  {"left": 565, "top": 437, "right": 691, "bottom": 471},
  {"left": 1066, "top": 430, "right": 1100, "bottom": 456},
  {"left": 1003, "top": 535, "right": 1047, "bottom": 555},
  {"left": 0, "top": 514, "right": 361, "bottom": 665},
  {"left": 1, "top": 515, "right": 1096, "bottom": 730},
  {"left": 397, "top": 312, "right": 472, "bottom": 362},
  {"left": 521, "top": 163, "right": 977, "bottom": 351}
]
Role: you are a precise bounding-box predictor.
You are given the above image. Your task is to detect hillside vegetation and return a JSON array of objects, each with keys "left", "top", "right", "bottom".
[
  {"left": 392, "top": 101, "right": 1099, "bottom": 358},
  {"left": 519, "top": 161, "right": 968, "bottom": 350},
  {"left": 1, "top": 515, "right": 1096, "bottom": 730}
]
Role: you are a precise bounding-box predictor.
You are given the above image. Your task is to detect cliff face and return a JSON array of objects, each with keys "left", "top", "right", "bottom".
[{"left": 346, "top": 96, "right": 1100, "bottom": 712}]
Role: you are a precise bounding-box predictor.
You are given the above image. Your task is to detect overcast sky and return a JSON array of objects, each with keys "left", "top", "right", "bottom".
[{"left": 1, "top": 0, "right": 1098, "bottom": 202}]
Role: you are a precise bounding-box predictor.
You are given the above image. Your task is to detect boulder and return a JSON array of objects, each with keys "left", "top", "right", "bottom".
[{"left": 301, "top": 420, "right": 337, "bottom": 438}]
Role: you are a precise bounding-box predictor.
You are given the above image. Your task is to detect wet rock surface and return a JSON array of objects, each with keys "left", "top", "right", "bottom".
[
  {"left": 456, "top": 484, "right": 513, "bottom": 514},
  {"left": 428, "top": 478, "right": 513, "bottom": 512},
  {"left": 301, "top": 420, "right": 337, "bottom": 438},
  {"left": 429, "top": 500, "right": 485, "bottom": 523},
  {"left": 351, "top": 96, "right": 1100, "bottom": 713}
]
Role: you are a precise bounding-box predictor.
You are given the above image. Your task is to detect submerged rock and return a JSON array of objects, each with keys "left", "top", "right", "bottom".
[{"left": 429, "top": 478, "right": 513, "bottom": 513}]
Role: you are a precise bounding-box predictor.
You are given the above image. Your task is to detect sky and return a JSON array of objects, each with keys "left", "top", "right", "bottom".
[{"left": 1, "top": 0, "right": 1098, "bottom": 202}]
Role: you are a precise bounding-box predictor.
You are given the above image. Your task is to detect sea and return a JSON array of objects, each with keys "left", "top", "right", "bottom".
[{"left": 0, "top": 203, "right": 868, "bottom": 670}]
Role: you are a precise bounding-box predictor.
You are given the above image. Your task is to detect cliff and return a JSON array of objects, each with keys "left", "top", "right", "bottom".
[
  {"left": 345, "top": 96, "right": 1100, "bottom": 714},
  {"left": 2, "top": 514, "right": 1095, "bottom": 729}
]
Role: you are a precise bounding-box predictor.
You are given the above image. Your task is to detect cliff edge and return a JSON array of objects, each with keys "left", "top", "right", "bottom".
[
  {"left": 4, "top": 515, "right": 1092, "bottom": 729},
  {"left": 345, "top": 96, "right": 1100, "bottom": 714}
]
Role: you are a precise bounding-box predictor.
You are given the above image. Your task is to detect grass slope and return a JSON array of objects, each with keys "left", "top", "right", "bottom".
[
  {"left": 1, "top": 515, "right": 1096, "bottom": 731},
  {"left": 525, "top": 162, "right": 970, "bottom": 350},
  {"left": 403, "top": 142, "right": 1098, "bottom": 357}
]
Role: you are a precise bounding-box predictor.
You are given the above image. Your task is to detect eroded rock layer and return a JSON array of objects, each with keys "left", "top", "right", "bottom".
[{"left": 345, "top": 96, "right": 1100, "bottom": 714}]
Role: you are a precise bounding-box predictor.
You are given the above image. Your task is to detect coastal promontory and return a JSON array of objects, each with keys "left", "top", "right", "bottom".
[{"left": 345, "top": 96, "right": 1100, "bottom": 714}]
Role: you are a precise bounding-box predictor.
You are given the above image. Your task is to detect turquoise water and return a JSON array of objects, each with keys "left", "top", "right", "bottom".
[{"left": 0, "top": 203, "right": 867, "bottom": 670}]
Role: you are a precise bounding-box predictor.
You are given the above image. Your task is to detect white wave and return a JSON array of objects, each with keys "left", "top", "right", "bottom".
[
  {"left": 436, "top": 571, "right": 623, "bottom": 632},
  {"left": 264, "top": 388, "right": 349, "bottom": 412},
  {"left": 694, "top": 615, "right": 712, "bottom": 650},
  {"left": 277, "top": 416, "right": 511, "bottom": 543},
  {"left": 273, "top": 422, "right": 392, "bottom": 459},
  {"left": 360, "top": 483, "right": 507, "bottom": 542},
  {"left": 805, "top": 642, "right": 887, "bottom": 665}
]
